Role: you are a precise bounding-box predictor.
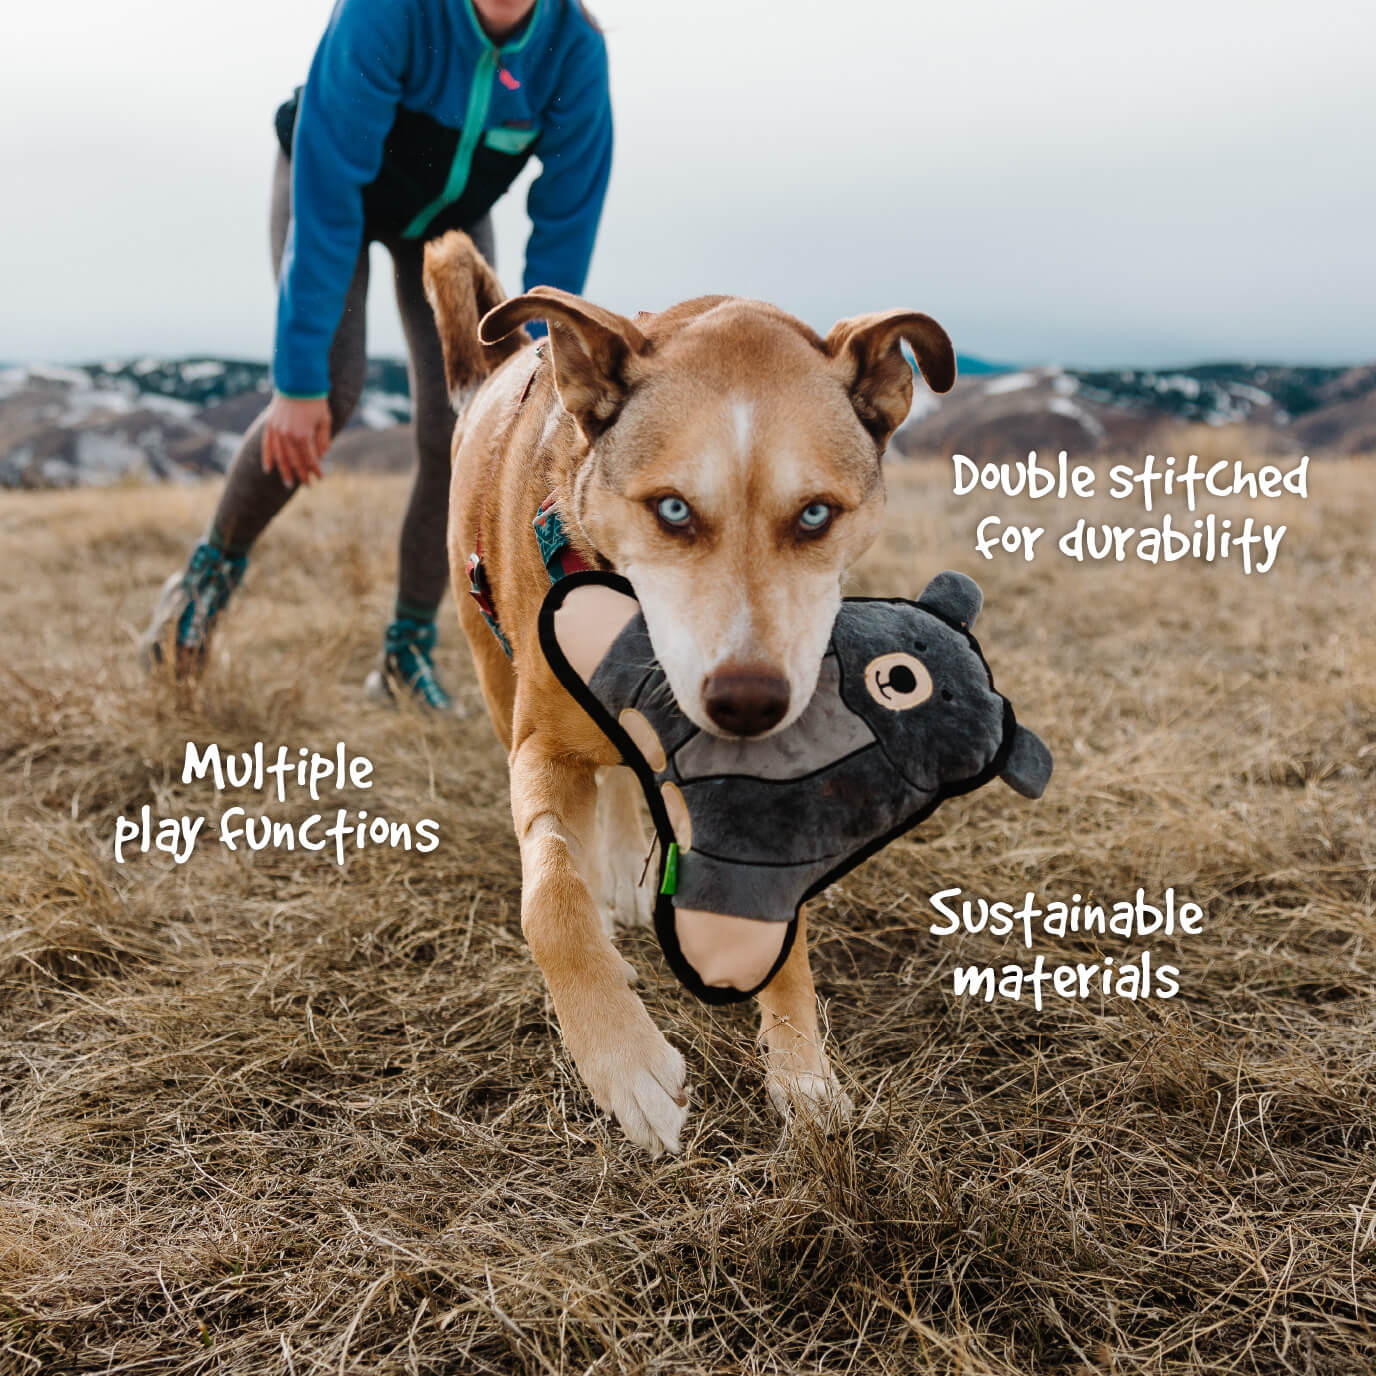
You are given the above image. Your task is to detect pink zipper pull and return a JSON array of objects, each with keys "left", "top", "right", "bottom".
[{"left": 498, "top": 66, "right": 520, "bottom": 90}]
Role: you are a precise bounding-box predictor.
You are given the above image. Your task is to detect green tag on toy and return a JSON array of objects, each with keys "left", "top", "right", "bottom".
[{"left": 660, "top": 841, "right": 679, "bottom": 896}]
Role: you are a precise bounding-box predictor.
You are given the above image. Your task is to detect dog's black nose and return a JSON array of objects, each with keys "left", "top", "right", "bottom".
[{"left": 702, "top": 664, "right": 790, "bottom": 736}]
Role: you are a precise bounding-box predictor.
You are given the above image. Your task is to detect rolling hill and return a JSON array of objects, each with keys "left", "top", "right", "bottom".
[{"left": 2, "top": 353, "right": 1372, "bottom": 489}]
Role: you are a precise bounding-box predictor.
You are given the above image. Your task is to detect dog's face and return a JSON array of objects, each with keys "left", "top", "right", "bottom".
[
  {"left": 481, "top": 293, "right": 955, "bottom": 737},
  {"left": 575, "top": 307, "right": 897, "bottom": 738}
]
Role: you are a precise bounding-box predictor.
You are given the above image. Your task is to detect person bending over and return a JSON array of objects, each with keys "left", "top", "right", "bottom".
[{"left": 141, "top": 0, "right": 612, "bottom": 711}]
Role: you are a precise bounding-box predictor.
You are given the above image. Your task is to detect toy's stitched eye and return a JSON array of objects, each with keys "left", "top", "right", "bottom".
[
  {"left": 798, "top": 502, "right": 832, "bottom": 534},
  {"left": 941, "top": 689, "right": 954, "bottom": 701},
  {"left": 863, "top": 652, "right": 933, "bottom": 711},
  {"left": 655, "top": 495, "right": 693, "bottom": 529}
]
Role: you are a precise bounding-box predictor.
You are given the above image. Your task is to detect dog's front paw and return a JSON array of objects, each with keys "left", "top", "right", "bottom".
[
  {"left": 766, "top": 1068, "right": 854, "bottom": 1130},
  {"left": 565, "top": 994, "right": 689, "bottom": 1156},
  {"left": 597, "top": 838, "right": 654, "bottom": 930},
  {"left": 595, "top": 768, "right": 655, "bottom": 929},
  {"left": 611, "top": 867, "right": 655, "bottom": 929}
]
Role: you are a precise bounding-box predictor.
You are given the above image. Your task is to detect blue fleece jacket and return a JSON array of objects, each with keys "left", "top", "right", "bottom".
[{"left": 273, "top": 0, "right": 612, "bottom": 398}]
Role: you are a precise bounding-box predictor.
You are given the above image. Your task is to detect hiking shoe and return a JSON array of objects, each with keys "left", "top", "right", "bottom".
[
  {"left": 139, "top": 541, "right": 247, "bottom": 676},
  {"left": 363, "top": 617, "right": 458, "bottom": 713}
]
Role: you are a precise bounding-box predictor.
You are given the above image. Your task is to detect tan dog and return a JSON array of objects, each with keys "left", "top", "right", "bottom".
[{"left": 423, "top": 231, "right": 955, "bottom": 1155}]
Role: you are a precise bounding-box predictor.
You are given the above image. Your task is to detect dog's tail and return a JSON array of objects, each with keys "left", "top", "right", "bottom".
[{"left": 422, "top": 230, "right": 532, "bottom": 413}]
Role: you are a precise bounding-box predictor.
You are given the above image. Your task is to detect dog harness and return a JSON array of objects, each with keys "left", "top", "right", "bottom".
[
  {"left": 465, "top": 343, "right": 598, "bottom": 657},
  {"left": 466, "top": 495, "right": 592, "bottom": 658}
]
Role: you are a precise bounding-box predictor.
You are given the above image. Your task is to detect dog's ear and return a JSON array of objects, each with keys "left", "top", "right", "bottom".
[
  {"left": 422, "top": 230, "right": 529, "bottom": 411},
  {"left": 825, "top": 310, "right": 956, "bottom": 449},
  {"left": 480, "top": 287, "right": 649, "bottom": 438}
]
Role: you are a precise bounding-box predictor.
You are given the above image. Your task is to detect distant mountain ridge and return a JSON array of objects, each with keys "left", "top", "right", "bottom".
[
  {"left": 2, "top": 353, "right": 1372, "bottom": 489},
  {"left": 892, "top": 360, "right": 1376, "bottom": 460},
  {"left": 952, "top": 354, "right": 1009, "bottom": 377},
  {"left": 0, "top": 358, "right": 413, "bottom": 489}
]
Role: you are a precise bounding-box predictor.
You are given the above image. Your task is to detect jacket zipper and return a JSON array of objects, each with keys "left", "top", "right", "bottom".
[{"left": 401, "top": 45, "right": 500, "bottom": 239}]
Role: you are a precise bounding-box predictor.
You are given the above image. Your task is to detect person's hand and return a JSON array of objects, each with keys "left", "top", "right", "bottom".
[{"left": 261, "top": 393, "right": 332, "bottom": 487}]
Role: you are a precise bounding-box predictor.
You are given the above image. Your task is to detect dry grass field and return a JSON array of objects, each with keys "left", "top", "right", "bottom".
[{"left": 1, "top": 453, "right": 1373, "bottom": 1374}]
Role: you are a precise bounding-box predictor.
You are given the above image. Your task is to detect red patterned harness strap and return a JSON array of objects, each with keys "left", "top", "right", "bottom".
[
  {"left": 465, "top": 349, "right": 596, "bottom": 658},
  {"left": 532, "top": 494, "right": 593, "bottom": 580}
]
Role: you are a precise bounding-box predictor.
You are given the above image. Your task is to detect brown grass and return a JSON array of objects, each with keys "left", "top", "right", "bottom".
[{"left": 1, "top": 457, "right": 1373, "bottom": 1374}]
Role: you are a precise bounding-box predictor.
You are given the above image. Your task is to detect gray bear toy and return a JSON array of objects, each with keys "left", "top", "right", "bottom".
[{"left": 540, "top": 569, "right": 1052, "bottom": 1004}]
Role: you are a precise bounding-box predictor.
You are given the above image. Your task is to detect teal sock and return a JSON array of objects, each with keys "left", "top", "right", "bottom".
[
  {"left": 393, "top": 599, "right": 438, "bottom": 624},
  {"left": 208, "top": 526, "right": 253, "bottom": 560}
]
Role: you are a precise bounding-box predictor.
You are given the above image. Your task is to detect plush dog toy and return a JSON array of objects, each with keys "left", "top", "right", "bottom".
[{"left": 540, "top": 569, "right": 1052, "bottom": 1004}]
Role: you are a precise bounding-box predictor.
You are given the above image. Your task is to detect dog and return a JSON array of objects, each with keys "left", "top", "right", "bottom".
[{"left": 422, "top": 230, "right": 955, "bottom": 1155}]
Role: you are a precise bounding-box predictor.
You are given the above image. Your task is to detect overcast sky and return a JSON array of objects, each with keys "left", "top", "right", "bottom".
[{"left": 4, "top": 0, "right": 1373, "bottom": 369}]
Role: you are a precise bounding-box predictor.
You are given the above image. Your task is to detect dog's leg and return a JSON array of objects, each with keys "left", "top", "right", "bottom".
[
  {"left": 594, "top": 766, "right": 655, "bottom": 931},
  {"left": 511, "top": 735, "right": 689, "bottom": 1155},
  {"left": 756, "top": 908, "right": 853, "bottom": 1125},
  {"left": 456, "top": 591, "right": 517, "bottom": 750}
]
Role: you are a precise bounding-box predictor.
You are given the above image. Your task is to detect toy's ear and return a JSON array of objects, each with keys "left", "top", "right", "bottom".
[
  {"left": 1000, "top": 725, "right": 1053, "bottom": 799},
  {"left": 550, "top": 581, "right": 641, "bottom": 685},
  {"left": 917, "top": 570, "right": 983, "bottom": 630}
]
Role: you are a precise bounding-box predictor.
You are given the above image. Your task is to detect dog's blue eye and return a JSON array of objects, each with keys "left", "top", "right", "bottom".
[
  {"left": 656, "top": 495, "right": 692, "bottom": 528},
  {"left": 799, "top": 502, "right": 832, "bottom": 532}
]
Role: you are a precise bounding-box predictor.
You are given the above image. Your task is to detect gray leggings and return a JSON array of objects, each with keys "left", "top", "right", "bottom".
[{"left": 209, "top": 149, "right": 494, "bottom": 616}]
